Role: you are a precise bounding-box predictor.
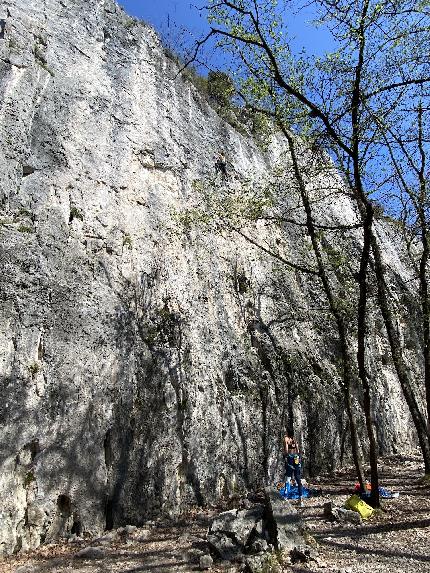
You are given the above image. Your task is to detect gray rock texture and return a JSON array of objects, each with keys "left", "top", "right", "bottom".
[
  {"left": 199, "top": 554, "right": 213, "bottom": 570},
  {"left": 207, "top": 505, "right": 265, "bottom": 559},
  {"left": 264, "top": 488, "right": 305, "bottom": 552},
  {"left": 0, "top": 0, "right": 422, "bottom": 556},
  {"left": 323, "top": 502, "right": 362, "bottom": 525},
  {"left": 74, "top": 546, "right": 106, "bottom": 560}
]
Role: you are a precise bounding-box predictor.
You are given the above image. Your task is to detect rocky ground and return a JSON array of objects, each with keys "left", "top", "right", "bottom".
[{"left": 1, "top": 455, "right": 429, "bottom": 573}]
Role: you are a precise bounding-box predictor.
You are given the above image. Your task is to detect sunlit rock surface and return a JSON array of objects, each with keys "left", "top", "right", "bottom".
[{"left": 0, "top": 0, "right": 421, "bottom": 555}]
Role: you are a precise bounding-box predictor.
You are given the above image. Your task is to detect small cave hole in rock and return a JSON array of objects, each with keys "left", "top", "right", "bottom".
[
  {"left": 0, "top": 19, "right": 5, "bottom": 39},
  {"left": 29, "top": 439, "right": 41, "bottom": 462},
  {"left": 13, "top": 536, "right": 22, "bottom": 554},
  {"left": 105, "top": 497, "right": 114, "bottom": 531},
  {"left": 104, "top": 429, "right": 113, "bottom": 468},
  {"left": 57, "top": 494, "right": 72, "bottom": 518},
  {"left": 69, "top": 206, "right": 83, "bottom": 223},
  {"left": 236, "top": 272, "right": 250, "bottom": 294},
  {"left": 22, "top": 165, "right": 36, "bottom": 177}
]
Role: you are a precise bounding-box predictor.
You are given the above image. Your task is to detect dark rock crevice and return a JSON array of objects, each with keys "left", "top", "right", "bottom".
[{"left": 22, "top": 165, "right": 36, "bottom": 177}]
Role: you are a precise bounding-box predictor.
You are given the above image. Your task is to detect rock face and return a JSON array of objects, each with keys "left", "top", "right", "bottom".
[
  {"left": 206, "top": 489, "right": 307, "bottom": 562},
  {"left": 264, "top": 488, "right": 305, "bottom": 552},
  {"left": 207, "top": 505, "right": 266, "bottom": 559},
  {"left": 0, "top": 0, "right": 422, "bottom": 556}
]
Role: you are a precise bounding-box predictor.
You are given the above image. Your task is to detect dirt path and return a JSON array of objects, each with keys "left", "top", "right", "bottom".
[
  {"left": 300, "top": 455, "right": 430, "bottom": 573},
  {"left": 1, "top": 455, "right": 429, "bottom": 573}
]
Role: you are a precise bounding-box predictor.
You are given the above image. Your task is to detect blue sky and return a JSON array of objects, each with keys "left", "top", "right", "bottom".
[
  {"left": 119, "top": 0, "right": 333, "bottom": 66},
  {"left": 119, "top": 1, "right": 209, "bottom": 46}
]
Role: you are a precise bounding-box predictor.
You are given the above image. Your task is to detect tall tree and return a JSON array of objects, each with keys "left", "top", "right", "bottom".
[{"left": 377, "top": 102, "right": 430, "bottom": 439}]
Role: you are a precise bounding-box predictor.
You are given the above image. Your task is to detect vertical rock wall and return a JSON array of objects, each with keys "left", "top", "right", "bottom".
[{"left": 0, "top": 0, "right": 421, "bottom": 555}]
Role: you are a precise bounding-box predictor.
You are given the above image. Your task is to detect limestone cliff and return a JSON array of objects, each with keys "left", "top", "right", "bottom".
[{"left": 0, "top": 0, "right": 421, "bottom": 555}]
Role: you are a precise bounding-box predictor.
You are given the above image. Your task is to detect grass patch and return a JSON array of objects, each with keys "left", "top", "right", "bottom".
[
  {"left": 36, "top": 60, "right": 55, "bottom": 77},
  {"left": 17, "top": 208, "right": 33, "bottom": 219},
  {"left": 18, "top": 225, "right": 34, "bottom": 233},
  {"left": 123, "top": 234, "right": 133, "bottom": 249},
  {"left": 69, "top": 206, "right": 83, "bottom": 222},
  {"left": 24, "top": 471, "right": 36, "bottom": 488},
  {"left": 28, "top": 363, "right": 41, "bottom": 377}
]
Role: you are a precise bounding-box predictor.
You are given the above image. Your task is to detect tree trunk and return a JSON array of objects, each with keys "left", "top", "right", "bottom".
[
  {"left": 350, "top": 3, "right": 380, "bottom": 505},
  {"left": 416, "top": 104, "right": 430, "bottom": 442},
  {"left": 356, "top": 203, "right": 380, "bottom": 507},
  {"left": 419, "top": 219, "right": 430, "bottom": 441},
  {"left": 339, "top": 333, "right": 366, "bottom": 489},
  {"left": 285, "top": 131, "right": 365, "bottom": 488}
]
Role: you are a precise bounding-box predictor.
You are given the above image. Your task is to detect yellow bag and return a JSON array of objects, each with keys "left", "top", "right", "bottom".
[{"left": 345, "top": 494, "right": 374, "bottom": 519}]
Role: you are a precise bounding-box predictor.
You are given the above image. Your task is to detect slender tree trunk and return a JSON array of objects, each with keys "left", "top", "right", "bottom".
[
  {"left": 350, "top": 0, "right": 380, "bottom": 506},
  {"left": 338, "top": 329, "right": 366, "bottom": 489},
  {"left": 416, "top": 104, "right": 430, "bottom": 442},
  {"left": 419, "top": 217, "right": 430, "bottom": 441},
  {"left": 356, "top": 203, "right": 380, "bottom": 506},
  {"left": 285, "top": 131, "right": 365, "bottom": 487}
]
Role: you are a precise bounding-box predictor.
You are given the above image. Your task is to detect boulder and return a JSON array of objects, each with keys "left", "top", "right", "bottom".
[
  {"left": 244, "top": 555, "right": 264, "bottom": 573},
  {"left": 199, "top": 553, "right": 214, "bottom": 569},
  {"left": 125, "top": 524, "right": 137, "bottom": 534},
  {"left": 323, "top": 502, "right": 362, "bottom": 525},
  {"left": 207, "top": 532, "right": 241, "bottom": 561},
  {"left": 74, "top": 545, "right": 106, "bottom": 559},
  {"left": 249, "top": 538, "right": 268, "bottom": 553},
  {"left": 264, "top": 487, "right": 306, "bottom": 552},
  {"left": 335, "top": 507, "right": 362, "bottom": 525},
  {"left": 207, "top": 505, "right": 265, "bottom": 559},
  {"left": 137, "top": 529, "right": 151, "bottom": 542},
  {"left": 188, "top": 547, "right": 205, "bottom": 562},
  {"left": 290, "top": 545, "right": 317, "bottom": 564},
  {"left": 210, "top": 506, "right": 264, "bottom": 546},
  {"left": 67, "top": 534, "right": 83, "bottom": 544}
]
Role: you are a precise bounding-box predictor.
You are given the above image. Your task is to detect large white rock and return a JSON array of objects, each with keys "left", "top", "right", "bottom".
[{"left": 0, "top": 0, "right": 421, "bottom": 556}]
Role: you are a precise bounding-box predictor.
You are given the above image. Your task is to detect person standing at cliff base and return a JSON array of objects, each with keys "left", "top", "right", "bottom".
[{"left": 284, "top": 432, "right": 303, "bottom": 506}]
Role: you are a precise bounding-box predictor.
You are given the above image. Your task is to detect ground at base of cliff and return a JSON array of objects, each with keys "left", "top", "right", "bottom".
[{"left": 1, "top": 454, "right": 429, "bottom": 573}]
